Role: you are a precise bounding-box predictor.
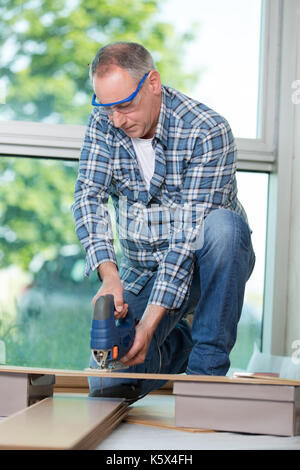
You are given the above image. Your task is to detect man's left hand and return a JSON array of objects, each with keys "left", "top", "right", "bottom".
[{"left": 120, "top": 304, "right": 167, "bottom": 367}]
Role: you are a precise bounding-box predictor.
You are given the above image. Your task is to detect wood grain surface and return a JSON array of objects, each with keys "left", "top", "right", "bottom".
[
  {"left": 0, "top": 395, "right": 128, "bottom": 450},
  {"left": 126, "top": 394, "right": 214, "bottom": 433},
  {"left": 1, "top": 365, "right": 300, "bottom": 386}
]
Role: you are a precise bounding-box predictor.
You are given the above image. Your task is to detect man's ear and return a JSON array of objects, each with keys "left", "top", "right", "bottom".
[{"left": 147, "top": 70, "right": 162, "bottom": 96}]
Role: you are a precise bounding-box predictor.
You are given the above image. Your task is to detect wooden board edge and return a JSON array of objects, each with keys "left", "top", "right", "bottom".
[
  {"left": 0, "top": 396, "right": 129, "bottom": 450},
  {"left": 124, "top": 415, "right": 214, "bottom": 434},
  {"left": 1, "top": 365, "right": 300, "bottom": 386}
]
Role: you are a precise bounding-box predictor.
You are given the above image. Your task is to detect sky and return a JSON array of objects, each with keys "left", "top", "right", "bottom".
[{"left": 159, "top": 0, "right": 262, "bottom": 139}]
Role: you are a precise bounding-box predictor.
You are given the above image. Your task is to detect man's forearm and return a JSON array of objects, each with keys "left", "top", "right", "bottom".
[
  {"left": 139, "top": 304, "right": 167, "bottom": 335},
  {"left": 97, "top": 261, "right": 119, "bottom": 281},
  {"left": 120, "top": 303, "right": 167, "bottom": 367}
]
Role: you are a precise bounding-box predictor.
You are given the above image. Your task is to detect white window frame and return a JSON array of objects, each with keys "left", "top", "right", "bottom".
[
  {"left": 262, "top": 0, "right": 299, "bottom": 355},
  {"left": 0, "top": 0, "right": 293, "bottom": 355}
]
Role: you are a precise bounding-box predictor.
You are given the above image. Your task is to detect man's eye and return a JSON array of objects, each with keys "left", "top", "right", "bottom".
[{"left": 119, "top": 102, "right": 131, "bottom": 110}]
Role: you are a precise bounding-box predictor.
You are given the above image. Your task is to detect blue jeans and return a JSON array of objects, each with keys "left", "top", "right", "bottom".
[{"left": 89, "top": 208, "right": 256, "bottom": 396}]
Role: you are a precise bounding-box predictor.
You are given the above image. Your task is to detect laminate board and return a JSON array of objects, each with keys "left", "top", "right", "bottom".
[
  {"left": 0, "top": 395, "right": 128, "bottom": 450},
  {"left": 1, "top": 365, "right": 300, "bottom": 386},
  {"left": 126, "top": 394, "right": 214, "bottom": 433},
  {"left": 54, "top": 375, "right": 89, "bottom": 394},
  {"left": 173, "top": 382, "right": 300, "bottom": 436},
  {"left": 53, "top": 376, "right": 172, "bottom": 394}
]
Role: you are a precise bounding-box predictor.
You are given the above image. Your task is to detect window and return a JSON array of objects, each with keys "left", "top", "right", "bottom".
[
  {"left": 159, "top": 0, "right": 262, "bottom": 139},
  {"left": 0, "top": 0, "right": 198, "bottom": 126},
  {"left": 1, "top": 0, "right": 277, "bottom": 173},
  {"left": 0, "top": 158, "right": 267, "bottom": 370},
  {"left": 0, "top": 0, "right": 283, "bottom": 369},
  {"left": 230, "top": 171, "right": 268, "bottom": 369},
  {"left": 0, "top": 157, "right": 91, "bottom": 368}
]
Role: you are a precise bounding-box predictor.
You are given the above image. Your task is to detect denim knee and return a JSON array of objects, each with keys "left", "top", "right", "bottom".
[{"left": 197, "top": 209, "right": 251, "bottom": 263}]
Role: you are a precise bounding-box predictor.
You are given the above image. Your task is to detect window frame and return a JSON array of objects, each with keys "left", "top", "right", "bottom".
[{"left": 262, "top": 0, "right": 299, "bottom": 355}]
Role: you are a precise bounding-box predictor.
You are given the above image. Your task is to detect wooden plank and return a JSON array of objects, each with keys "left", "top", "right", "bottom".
[
  {"left": 53, "top": 376, "right": 172, "bottom": 394},
  {"left": 1, "top": 365, "right": 300, "bottom": 386},
  {"left": 173, "top": 382, "right": 300, "bottom": 436},
  {"left": 175, "top": 395, "right": 296, "bottom": 436},
  {"left": 0, "top": 373, "right": 28, "bottom": 416},
  {"left": 126, "top": 394, "right": 214, "bottom": 433},
  {"left": 0, "top": 395, "right": 128, "bottom": 450},
  {"left": 54, "top": 375, "right": 89, "bottom": 394},
  {"left": 0, "top": 373, "right": 54, "bottom": 416}
]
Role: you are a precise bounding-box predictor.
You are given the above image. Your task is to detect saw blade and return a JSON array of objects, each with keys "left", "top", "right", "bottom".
[
  {"left": 103, "top": 360, "right": 129, "bottom": 371},
  {"left": 87, "top": 359, "right": 129, "bottom": 372}
]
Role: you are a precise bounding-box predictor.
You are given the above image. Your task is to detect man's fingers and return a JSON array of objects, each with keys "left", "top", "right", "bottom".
[
  {"left": 114, "top": 303, "right": 128, "bottom": 319},
  {"left": 114, "top": 294, "right": 125, "bottom": 314},
  {"left": 121, "top": 333, "right": 147, "bottom": 365},
  {"left": 122, "top": 343, "right": 140, "bottom": 363},
  {"left": 121, "top": 347, "right": 146, "bottom": 366},
  {"left": 91, "top": 293, "right": 100, "bottom": 307}
]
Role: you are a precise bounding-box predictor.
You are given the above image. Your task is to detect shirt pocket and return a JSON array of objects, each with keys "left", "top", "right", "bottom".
[{"left": 112, "top": 167, "right": 139, "bottom": 200}]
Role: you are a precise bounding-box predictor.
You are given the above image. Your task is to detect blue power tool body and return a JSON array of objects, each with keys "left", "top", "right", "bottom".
[{"left": 90, "top": 294, "right": 136, "bottom": 370}]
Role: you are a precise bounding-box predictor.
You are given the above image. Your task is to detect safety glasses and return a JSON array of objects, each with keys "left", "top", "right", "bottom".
[{"left": 91, "top": 72, "right": 149, "bottom": 115}]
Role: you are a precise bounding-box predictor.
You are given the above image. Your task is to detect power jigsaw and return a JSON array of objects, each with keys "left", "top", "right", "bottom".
[{"left": 90, "top": 294, "right": 136, "bottom": 371}]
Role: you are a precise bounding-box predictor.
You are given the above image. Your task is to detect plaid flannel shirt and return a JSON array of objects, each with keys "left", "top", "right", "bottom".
[{"left": 72, "top": 85, "right": 248, "bottom": 310}]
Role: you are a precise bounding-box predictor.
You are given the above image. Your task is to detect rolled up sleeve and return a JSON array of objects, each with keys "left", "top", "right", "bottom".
[{"left": 72, "top": 111, "right": 117, "bottom": 277}]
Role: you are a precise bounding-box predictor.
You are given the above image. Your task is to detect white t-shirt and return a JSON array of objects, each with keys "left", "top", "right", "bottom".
[{"left": 131, "top": 137, "right": 155, "bottom": 190}]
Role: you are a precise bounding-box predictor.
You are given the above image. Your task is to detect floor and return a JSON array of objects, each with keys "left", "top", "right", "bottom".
[
  {"left": 96, "top": 422, "right": 300, "bottom": 450},
  {"left": 95, "top": 393, "right": 300, "bottom": 450},
  {"left": 0, "top": 415, "right": 299, "bottom": 450},
  {"left": 1, "top": 393, "right": 300, "bottom": 450}
]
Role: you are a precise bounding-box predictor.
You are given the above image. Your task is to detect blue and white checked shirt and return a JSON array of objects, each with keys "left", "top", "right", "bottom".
[{"left": 72, "top": 85, "right": 248, "bottom": 310}]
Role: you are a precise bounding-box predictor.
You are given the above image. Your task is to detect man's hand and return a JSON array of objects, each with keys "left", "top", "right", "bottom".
[
  {"left": 120, "top": 304, "right": 167, "bottom": 367},
  {"left": 92, "top": 262, "right": 128, "bottom": 319}
]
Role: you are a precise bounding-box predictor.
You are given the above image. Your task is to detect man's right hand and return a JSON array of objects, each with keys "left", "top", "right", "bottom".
[{"left": 92, "top": 262, "right": 128, "bottom": 320}]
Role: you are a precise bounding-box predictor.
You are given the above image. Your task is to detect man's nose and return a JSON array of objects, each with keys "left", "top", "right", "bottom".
[{"left": 110, "top": 110, "right": 126, "bottom": 127}]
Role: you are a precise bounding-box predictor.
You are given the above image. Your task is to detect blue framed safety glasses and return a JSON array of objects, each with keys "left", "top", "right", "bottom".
[{"left": 91, "top": 72, "right": 149, "bottom": 112}]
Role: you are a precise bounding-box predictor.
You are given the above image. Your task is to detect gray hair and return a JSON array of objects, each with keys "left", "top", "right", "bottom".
[{"left": 89, "top": 42, "right": 156, "bottom": 83}]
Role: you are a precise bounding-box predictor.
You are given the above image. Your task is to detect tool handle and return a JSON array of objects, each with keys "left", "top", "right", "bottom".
[
  {"left": 93, "top": 294, "right": 134, "bottom": 322},
  {"left": 93, "top": 295, "right": 114, "bottom": 321},
  {"left": 90, "top": 294, "right": 135, "bottom": 357}
]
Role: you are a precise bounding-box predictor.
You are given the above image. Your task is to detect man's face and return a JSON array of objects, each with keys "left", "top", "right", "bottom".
[{"left": 93, "top": 66, "right": 162, "bottom": 139}]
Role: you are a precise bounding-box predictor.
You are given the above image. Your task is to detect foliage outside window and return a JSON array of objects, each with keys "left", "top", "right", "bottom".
[{"left": 0, "top": 0, "right": 198, "bottom": 125}]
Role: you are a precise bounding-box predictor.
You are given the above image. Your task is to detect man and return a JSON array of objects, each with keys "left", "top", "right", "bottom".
[{"left": 72, "top": 42, "right": 255, "bottom": 399}]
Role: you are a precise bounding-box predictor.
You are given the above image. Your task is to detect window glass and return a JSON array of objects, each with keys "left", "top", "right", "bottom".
[
  {"left": 0, "top": 157, "right": 88, "bottom": 369},
  {"left": 0, "top": 0, "right": 262, "bottom": 138},
  {"left": 0, "top": 0, "right": 201, "bottom": 125},
  {"left": 230, "top": 171, "right": 268, "bottom": 370},
  {"left": 0, "top": 157, "right": 267, "bottom": 372},
  {"left": 159, "top": 0, "right": 263, "bottom": 138}
]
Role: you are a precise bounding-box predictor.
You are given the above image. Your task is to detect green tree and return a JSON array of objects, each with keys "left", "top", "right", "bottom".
[
  {"left": 0, "top": 0, "right": 198, "bottom": 124},
  {"left": 0, "top": 0, "right": 198, "bottom": 272},
  {"left": 0, "top": 156, "right": 121, "bottom": 277},
  {"left": 0, "top": 157, "right": 79, "bottom": 272}
]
